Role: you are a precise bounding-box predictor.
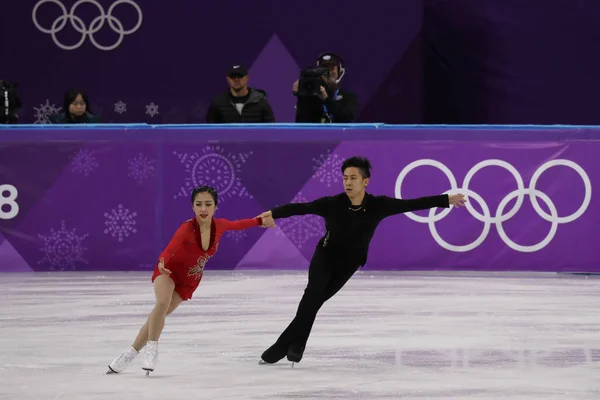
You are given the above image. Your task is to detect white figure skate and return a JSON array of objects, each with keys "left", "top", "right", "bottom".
[
  {"left": 142, "top": 341, "right": 158, "bottom": 376},
  {"left": 106, "top": 346, "right": 139, "bottom": 374}
]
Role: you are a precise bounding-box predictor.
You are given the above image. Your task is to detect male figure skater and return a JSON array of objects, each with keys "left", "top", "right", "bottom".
[{"left": 257, "top": 156, "right": 466, "bottom": 364}]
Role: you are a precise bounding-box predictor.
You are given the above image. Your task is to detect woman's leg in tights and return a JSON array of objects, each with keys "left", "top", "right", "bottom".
[{"left": 132, "top": 276, "right": 184, "bottom": 351}]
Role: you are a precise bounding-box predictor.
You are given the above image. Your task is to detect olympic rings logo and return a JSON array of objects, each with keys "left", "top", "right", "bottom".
[
  {"left": 32, "top": 0, "right": 143, "bottom": 51},
  {"left": 395, "top": 159, "right": 592, "bottom": 253}
]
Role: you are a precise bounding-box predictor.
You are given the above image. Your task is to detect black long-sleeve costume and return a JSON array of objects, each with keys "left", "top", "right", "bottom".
[{"left": 263, "top": 192, "right": 449, "bottom": 362}]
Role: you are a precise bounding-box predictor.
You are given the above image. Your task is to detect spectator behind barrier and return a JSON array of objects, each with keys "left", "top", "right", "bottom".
[
  {"left": 206, "top": 64, "right": 275, "bottom": 123},
  {"left": 0, "top": 80, "right": 22, "bottom": 124},
  {"left": 50, "top": 89, "right": 101, "bottom": 124},
  {"left": 293, "top": 53, "right": 358, "bottom": 123}
]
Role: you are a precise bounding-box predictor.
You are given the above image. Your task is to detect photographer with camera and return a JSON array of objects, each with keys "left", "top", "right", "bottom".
[{"left": 293, "top": 53, "right": 357, "bottom": 123}]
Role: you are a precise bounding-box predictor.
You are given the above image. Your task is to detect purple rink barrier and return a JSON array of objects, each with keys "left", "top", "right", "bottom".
[{"left": 0, "top": 124, "right": 598, "bottom": 273}]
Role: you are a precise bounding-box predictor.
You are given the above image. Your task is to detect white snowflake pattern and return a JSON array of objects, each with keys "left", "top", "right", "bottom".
[
  {"left": 71, "top": 149, "right": 99, "bottom": 177},
  {"left": 312, "top": 150, "right": 344, "bottom": 187},
  {"left": 104, "top": 204, "right": 138, "bottom": 242},
  {"left": 145, "top": 102, "right": 160, "bottom": 117},
  {"left": 33, "top": 99, "right": 60, "bottom": 124},
  {"left": 38, "top": 221, "right": 89, "bottom": 270},
  {"left": 225, "top": 230, "right": 248, "bottom": 243},
  {"left": 114, "top": 100, "right": 127, "bottom": 114},
  {"left": 128, "top": 153, "right": 156, "bottom": 184},
  {"left": 173, "top": 145, "right": 253, "bottom": 203},
  {"left": 276, "top": 192, "right": 325, "bottom": 249}
]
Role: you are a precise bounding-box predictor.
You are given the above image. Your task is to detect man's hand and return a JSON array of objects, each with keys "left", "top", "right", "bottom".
[
  {"left": 257, "top": 210, "right": 272, "bottom": 219},
  {"left": 319, "top": 86, "right": 328, "bottom": 100},
  {"left": 261, "top": 215, "right": 276, "bottom": 228},
  {"left": 448, "top": 193, "right": 467, "bottom": 208},
  {"left": 256, "top": 211, "right": 275, "bottom": 228},
  {"left": 292, "top": 80, "right": 299, "bottom": 94}
]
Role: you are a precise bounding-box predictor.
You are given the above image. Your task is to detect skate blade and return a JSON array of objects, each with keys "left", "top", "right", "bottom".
[
  {"left": 106, "top": 366, "right": 118, "bottom": 374},
  {"left": 142, "top": 368, "right": 153, "bottom": 376}
]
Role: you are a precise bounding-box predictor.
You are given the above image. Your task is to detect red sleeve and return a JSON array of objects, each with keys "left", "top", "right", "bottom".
[
  {"left": 158, "top": 222, "right": 190, "bottom": 265},
  {"left": 218, "top": 217, "right": 262, "bottom": 232}
]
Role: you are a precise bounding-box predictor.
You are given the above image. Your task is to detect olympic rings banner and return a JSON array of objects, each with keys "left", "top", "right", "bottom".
[
  {"left": 32, "top": 0, "right": 143, "bottom": 51},
  {"left": 0, "top": 125, "right": 598, "bottom": 273}
]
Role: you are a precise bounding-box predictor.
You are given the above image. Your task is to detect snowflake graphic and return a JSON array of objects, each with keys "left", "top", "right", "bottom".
[
  {"left": 71, "top": 148, "right": 99, "bottom": 177},
  {"left": 276, "top": 193, "right": 325, "bottom": 249},
  {"left": 104, "top": 204, "right": 138, "bottom": 242},
  {"left": 225, "top": 230, "right": 248, "bottom": 243},
  {"left": 38, "top": 221, "right": 89, "bottom": 271},
  {"left": 173, "top": 145, "right": 253, "bottom": 203},
  {"left": 128, "top": 153, "right": 156, "bottom": 184},
  {"left": 114, "top": 100, "right": 127, "bottom": 114},
  {"left": 145, "top": 102, "right": 160, "bottom": 117},
  {"left": 312, "top": 150, "right": 344, "bottom": 187},
  {"left": 33, "top": 99, "right": 60, "bottom": 124}
]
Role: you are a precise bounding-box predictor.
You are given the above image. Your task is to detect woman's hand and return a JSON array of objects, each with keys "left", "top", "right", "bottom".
[{"left": 158, "top": 258, "right": 171, "bottom": 275}]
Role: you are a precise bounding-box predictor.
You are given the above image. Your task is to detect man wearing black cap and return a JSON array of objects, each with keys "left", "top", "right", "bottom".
[
  {"left": 293, "top": 53, "right": 358, "bottom": 123},
  {"left": 206, "top": 65, "right": 275, "bottom": 123}
]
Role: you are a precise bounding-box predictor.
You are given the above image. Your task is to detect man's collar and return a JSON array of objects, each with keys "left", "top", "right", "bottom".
[{"left": 344, "top": 192, "right": 369, "bottom": 207}]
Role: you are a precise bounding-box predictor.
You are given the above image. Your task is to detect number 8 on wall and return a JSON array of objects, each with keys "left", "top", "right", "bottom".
[{"left": 0, "top": 185, "right": 19, "bottom": 220}]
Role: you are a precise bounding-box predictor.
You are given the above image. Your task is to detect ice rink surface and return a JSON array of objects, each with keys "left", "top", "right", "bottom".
[{"left": 1, "top": 270, "right": 599, "bottom": 399}]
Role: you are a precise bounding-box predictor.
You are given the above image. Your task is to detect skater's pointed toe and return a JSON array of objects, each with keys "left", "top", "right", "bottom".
[
  {"left": 286, "top": 343, "right": 305, "bottom": 363},
  {"left": 260, "top": 342, "right": 288, "bottom": 364}
]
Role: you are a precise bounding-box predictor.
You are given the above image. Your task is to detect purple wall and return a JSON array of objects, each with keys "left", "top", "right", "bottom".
[
  {"left": 4, "top": 1, "right": 600, "bottom": 125},
  {"left": 423, "top": 0, "right": 600, "bottom": 124},
  {"left": 2, "top": 0, "right": 422, "bottom": 124},
  {"left": 1, "top": 124, "right": 598, "bottom": 273}
]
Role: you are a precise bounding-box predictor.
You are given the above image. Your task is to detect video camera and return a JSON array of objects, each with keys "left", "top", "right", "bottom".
[
  {"left": 297, "top": 67, "right": 330, "bottom": 97},
  {"left": 0, "top": 81, "right": 22, "bottom": 124}
]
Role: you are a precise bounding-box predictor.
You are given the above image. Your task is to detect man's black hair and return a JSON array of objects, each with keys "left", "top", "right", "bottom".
[{"left": 341, "top": 156, "right": 371, "bottom": 178}]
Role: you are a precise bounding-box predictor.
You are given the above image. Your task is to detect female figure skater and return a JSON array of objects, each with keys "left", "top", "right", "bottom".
[
  {"left": 257, "top": 156, "right": 466, "bottom": 365},
  {"left": 107, "top": 185, "right": 275, "bottom": 375}
]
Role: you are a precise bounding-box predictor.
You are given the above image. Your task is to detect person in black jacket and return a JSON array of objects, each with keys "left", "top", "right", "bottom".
[
  {"left": 206, "top": 65, "right": 275, "bottom": 123},
  {"left": 50, "top": 89, "right": 101, "bottom": 124},
  {"left": 293, "top": 53, "right": 358, "bottom": 123},
  {"left": 257, "top": 156, "right": 467, "bottom": 365}
]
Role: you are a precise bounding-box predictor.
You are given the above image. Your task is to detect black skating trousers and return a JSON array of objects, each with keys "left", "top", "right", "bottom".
[{"left": 276, "top": 248, "right": 359, "bottom": 347}]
